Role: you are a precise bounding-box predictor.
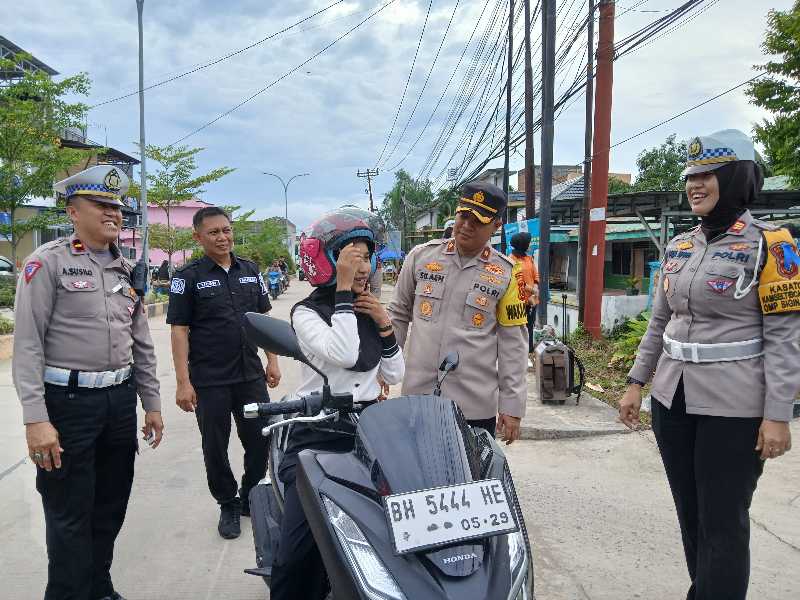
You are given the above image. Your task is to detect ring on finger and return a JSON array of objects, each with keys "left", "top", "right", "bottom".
[{"left": 33, "top": 451, "right": 44, "bottom": 461}]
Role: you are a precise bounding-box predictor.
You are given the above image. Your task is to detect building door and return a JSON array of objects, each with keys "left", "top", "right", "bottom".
[{"left": 633, "top": 248, "right": 645, "bottom": 280}]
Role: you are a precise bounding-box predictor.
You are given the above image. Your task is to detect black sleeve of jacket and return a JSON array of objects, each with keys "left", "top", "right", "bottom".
[{"left": 166, "top": 267, "right": 195, "bottom": 326}]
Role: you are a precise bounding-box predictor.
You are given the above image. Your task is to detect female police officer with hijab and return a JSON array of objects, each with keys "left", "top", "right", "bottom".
[{"left": 618, "top": 129, "right": 800, "bottom": 600}]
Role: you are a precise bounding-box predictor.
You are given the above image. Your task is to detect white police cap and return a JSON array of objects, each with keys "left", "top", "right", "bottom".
[
  {"left": 682, "top": 129, "right": 756, "bottom": 177},
  {"left": 54, "top": 164, "right": 129, "bottom": 206}
]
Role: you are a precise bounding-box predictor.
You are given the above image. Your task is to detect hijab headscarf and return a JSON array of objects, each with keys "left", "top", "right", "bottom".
[
  {"left": 292, "top": 235, "right": 382, "bottom": 372},
  {"left": 292, "top": 286, "right": 382, "bottom": 372},
  {"left": 699, "top": 161, "right": 763, "bottom": 239}
]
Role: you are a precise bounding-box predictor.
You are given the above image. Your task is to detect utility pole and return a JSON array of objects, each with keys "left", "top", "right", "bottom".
[
  {"left": 537, "top": 0, "right": 556, "bottom": 326},
  {"left": 357, "top": 168, "right": 379, "bottom": 212},
  {"left": 136, "top": 0, "right": 149, "bottom": 277},
  {"left": 577, "top": 0, "right": 595, "bottom": 322},
  {"left": 523, "top": 0, "right": 535, "bottom": 220},
  {"left": 584, "top": 0, "right": 616, "bottom": 338},
  {"left": 501, "top": 0, "right": 514, "bottom": 255}
]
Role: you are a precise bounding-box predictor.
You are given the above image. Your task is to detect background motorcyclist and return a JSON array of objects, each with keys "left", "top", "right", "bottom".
[{"left": 270, "top": 207, "right": 405, "bottom": 600}]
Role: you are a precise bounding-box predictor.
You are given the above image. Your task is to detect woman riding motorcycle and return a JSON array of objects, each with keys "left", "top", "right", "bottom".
[{"left": 270, "top": 207, "right": 405, "bottom": 600}]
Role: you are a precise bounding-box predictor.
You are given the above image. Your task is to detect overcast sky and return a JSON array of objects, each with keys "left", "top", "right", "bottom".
[{"left": 7, "top": 0, "right": 793, "bottom": 229}]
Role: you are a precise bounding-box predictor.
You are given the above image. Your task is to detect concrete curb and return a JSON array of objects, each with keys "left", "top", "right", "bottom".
[
  {"left": 0, "top": 301, "right": 170, "bottom": 360},
  {"left": 519, "top": 376, "right": 632, "bottom": 441},
  {"left": 0, "top": 334, "right": 12, "bottom": 361},
  {"left": 146, "top": 301, "right": 169, "bottom": 319}
]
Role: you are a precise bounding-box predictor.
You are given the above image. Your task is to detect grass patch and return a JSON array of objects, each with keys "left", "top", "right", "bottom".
[
  {"left": 565, "top": 323, "right": 652, "bottom": 428},
  {"left": 0, "top": 316, "right": 14, "bottom": 335}
]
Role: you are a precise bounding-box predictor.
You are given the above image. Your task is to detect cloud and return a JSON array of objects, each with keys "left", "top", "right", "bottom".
[{"left": 6, "top": 0, "right": 794, "bottom": 229}]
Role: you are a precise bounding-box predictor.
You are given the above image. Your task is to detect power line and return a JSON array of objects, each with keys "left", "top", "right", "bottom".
[
  {"left": 170, "top": 0, "right": 399, "bottom": 145},
  {"left": 373, "top": 0, "right": 436, "bottom": 168},
  {"left": 608, "top": 73, "right": 765, "bottom": 150},
  {"left": 90, "top": 0, "right": 347, "bottom": 109},
  {"left": 378, "top": 0, "right": 463, "bottom": 169},
  {"left": 385, "top": 0, "right": 495, "bottom": 172}
]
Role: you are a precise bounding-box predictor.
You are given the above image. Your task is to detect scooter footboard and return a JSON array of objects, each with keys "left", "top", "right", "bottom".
[{"left": 247, "top": 481, "right": 282, "bottom": 579}]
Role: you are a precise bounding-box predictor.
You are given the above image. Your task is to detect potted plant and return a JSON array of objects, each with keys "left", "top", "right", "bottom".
[{"left": 625, "top": 275, "right": 641, "bottom": 296}]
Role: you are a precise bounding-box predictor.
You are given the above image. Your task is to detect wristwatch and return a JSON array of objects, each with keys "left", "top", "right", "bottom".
[{"left": 626, "top": 376, "right": 645, "bottom": 387}]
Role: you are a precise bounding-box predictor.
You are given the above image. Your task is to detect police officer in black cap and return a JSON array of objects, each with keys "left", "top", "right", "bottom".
[
  {"left": 167, "top": 207, "right": 281, "bottom": 539},
  {"left": 389, "top": 180, "right": 529, "bottom": 441}
]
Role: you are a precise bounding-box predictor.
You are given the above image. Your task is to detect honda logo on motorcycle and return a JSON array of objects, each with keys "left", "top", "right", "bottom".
[{"left": 443, "top": 553, "right": 479, "bottom": 565}]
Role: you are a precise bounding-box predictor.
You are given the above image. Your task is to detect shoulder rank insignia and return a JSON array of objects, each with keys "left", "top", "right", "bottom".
[
  {"left": 425, "top": 262, "right": 443, "bottom": 272},
  {"left": 445, "top": 240, "right": 456, "bottom": 254},
  {"left": 480, "top": 247, "right": 491, "bottom": 261},
  {"left": 484, "top": 263, "right": 505, "bottom": 276},
  {"left": 759, "top": 230, "right": 800, "bottom": 314},
  {"left": 472, "top": 313, "right": 485, "bottom": 328},
  {"left": 677, "top": 240, "right": 693, "bottom": 250},
  {"left": 71, "top": 239, "right": 86, "bottom": 253},
  {"left": 729, "top": 220, "right": 746, "bottom": 234}
]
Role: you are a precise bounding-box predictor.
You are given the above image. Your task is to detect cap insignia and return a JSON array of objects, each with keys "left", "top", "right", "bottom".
[
  {"left": 473, "top": 191, "right": 485, "bottom": 203},
  {"left": 103, "top": 168, "right": 121, "bottom": 192},
  {"left": 688, "top": 137, "right": 703, "bottom": 158}
]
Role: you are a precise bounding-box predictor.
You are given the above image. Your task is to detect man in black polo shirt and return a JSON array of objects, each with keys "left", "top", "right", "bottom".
[{"left": 167, "top": 207, "right": 281, "bottom": 539}]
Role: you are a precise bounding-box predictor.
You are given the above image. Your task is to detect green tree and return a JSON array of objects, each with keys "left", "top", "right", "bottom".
[
  {"left": 379, "top": 170, "right": 434, "bottom": 249},
  {"left": 132, "top": 144, "right": 233, "bottom": 274},
  {"left": 435, "top": 187, "right": 459, "bottom": 226},
  {"left": 608, "top": 177, "right": 633, "bottom": 195},
  {"left": 0, "top": 53, "right": 94, "bottom": 271},
  {"left": 747, "top": 2, "right": 800, "bottom": 186},
  {"left": 632, "top": 134, "right": 687, "bottom": 192},
  {"left": 148, "top": 223, "right": 196, "bottom": 277}
]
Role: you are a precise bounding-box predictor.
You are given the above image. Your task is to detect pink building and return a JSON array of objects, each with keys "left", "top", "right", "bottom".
[{"left": 120, "top": 198, "right": 214, "bottom": 266}]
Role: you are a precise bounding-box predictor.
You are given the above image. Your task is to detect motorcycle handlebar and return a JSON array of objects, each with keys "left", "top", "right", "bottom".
[{"left": 244, "top": 399, "right": 306, "bottom": 418}]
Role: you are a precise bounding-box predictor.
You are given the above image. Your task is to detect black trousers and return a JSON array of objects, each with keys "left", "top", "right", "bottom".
[
  {"left": 652, "top": 380, "right": 764, "bottom": 600},
  {"left": 467, "top": 416, "right": 497, "bottom": 437},
  {"left": 38, "top": 380, "right": 138, "bottom": 600},
  {"left": 194, "top": 377, "right": 270, "bottom": 505},
  {"left": 270, "top": 465, "right": 330, "bottom": 600},
  {"left": 526, "top": 305, "right": 536, "bottom": 353}
]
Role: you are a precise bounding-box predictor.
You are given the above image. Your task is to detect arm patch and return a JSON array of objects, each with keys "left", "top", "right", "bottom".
[
  {"left": 497, "top": 262, "right": 528, "bottom": 326},
  {"left": 758, "top": 229, "right": 800, "bottom": 314}
]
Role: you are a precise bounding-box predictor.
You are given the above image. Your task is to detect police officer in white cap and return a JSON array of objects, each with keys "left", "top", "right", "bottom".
[
  {"left": 13, "top": 164, "right": 163, "bottom": 600},
  {"left": 618, "top": 130, "right": 800, "bottom": 599}
]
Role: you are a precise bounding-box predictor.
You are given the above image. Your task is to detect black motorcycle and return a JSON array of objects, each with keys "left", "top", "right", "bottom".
[{"left": 242, "top": 313, "right": 534, "bottom": 600}]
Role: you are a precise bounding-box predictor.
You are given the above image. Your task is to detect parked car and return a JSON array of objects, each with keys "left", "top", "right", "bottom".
[{"left": 0, "top": 256, "right": 14, "bottom": 277}]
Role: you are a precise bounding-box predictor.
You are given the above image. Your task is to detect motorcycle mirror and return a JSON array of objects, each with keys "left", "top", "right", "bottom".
[
  {"left": 438, "top": 351, "right": 459, "bottom": 373},
  {"left": 244, "top": 313, "right": 307, "bottom": 362}
]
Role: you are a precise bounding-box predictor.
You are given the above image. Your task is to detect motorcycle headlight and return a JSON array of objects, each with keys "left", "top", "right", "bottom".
[
  {"left": 322, "top": 495, "right": 406, "bottom": 600},
  {"left": 507, "top": 530, "right": 529, "bottom": 599}
]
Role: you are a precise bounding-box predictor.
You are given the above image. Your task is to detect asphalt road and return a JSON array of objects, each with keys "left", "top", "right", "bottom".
[{"left": 1, "top": 279, "right": 798, "bottom": 599}]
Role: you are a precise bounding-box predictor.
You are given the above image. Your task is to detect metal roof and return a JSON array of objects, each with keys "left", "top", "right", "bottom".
[{"left": 0, "top": 36, "right": 59, "bottom": 78}]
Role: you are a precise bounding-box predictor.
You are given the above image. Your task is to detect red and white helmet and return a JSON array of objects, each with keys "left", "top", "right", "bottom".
[{"left": 299, "top": 207, "right": 383, "bottom": 287}]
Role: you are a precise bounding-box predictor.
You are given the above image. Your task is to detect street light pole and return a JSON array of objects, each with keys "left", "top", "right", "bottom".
[
  {"left": 263, "top": 172, "right": 309, "bottom": 257},
  {"left": 136, "top": 0, "right": 149, "bottom": 276}
]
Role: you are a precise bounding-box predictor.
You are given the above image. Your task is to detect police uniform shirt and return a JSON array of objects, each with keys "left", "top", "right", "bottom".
[
  {"left": 629, "top": 210, "right": 800, "bottom": 422},
  {"left": 12, "top": 235, "right": 161, "bottom": 423},
  {"left": 166, "top": 254, "right": 271, "bottom": 387},
  {"left": 387, "top": 238, "right": 529, "bottom": 420}
]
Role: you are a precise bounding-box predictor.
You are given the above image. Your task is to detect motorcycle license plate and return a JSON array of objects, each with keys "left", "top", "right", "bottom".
[{"left": 383, "top": 479, "right": 518, "bottom": 555}]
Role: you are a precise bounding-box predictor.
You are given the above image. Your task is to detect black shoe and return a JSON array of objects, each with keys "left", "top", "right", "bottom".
[{"left": 218, "top": 499, "right": 241, "bottom": 539}]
